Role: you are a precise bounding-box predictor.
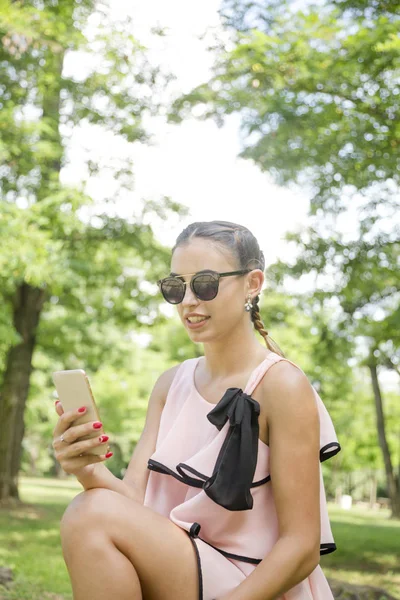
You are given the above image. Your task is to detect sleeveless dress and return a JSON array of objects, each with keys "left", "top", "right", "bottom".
[{"left": 143, "top": 352, "right": 341, "bottom": 600}]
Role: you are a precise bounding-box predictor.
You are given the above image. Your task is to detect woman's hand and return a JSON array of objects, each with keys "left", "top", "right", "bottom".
[{"left": 52, "top": 401, "right": 113, "bottom": 478}]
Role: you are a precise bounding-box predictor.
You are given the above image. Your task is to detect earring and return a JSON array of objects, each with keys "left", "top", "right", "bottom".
[{"left": 244, "top": 295, "right": 252, "bottom": 312}]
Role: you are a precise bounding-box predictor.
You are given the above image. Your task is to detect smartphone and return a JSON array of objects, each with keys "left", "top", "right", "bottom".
[{"left": 52, "top": 369, "right": 109, "bottom": 456}]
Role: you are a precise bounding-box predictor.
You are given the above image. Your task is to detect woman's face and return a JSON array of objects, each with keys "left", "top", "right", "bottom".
[{"left": 170, "top": 238, "right": 254, "bottom": 342}]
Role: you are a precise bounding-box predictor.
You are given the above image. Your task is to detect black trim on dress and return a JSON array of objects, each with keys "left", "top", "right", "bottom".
[
  {"left": 147, "top": 459, "right": 271, "bottom": 489},
  {"left": 201, "top": 538, "right": 338, "bottom": 560},
  {"left": 188, "top": 524, "right": 337, "bottom": 563},
  {"left": 176, "top": 462, "right": 271, "bottom": 488},
  {"left": 200, "top": 537, "right": 262, "bottom": 565},
  {"left": 147, "top": 459, "right": 203, "bottom": 486},
  {"left": 188, "top": 522, "right": 262, "bottom": 565},
  {"left": 176, "top": 463, "right": 206, "bottom": 482},
  {"left": 186, "top": 530, "right": 203, "bottom": 600},
  {"left": 190, "top": 522, "right": 201, "bottom": 538},
  {"left": 320, "top": 542, "right": 337, "bottom": 555},
  {"left": 320, "top": 442, "right": 341, "bottom": 463}
]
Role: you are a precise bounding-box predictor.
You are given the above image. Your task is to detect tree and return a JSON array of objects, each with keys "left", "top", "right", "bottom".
[
  {"left": 0, "top": 0, "right": 185, "bottom": 501},
  {"left": 168, "top": 0, "right": 400, "bottom": 516}
]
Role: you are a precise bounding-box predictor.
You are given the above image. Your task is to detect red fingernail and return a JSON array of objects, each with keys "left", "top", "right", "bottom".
[
  {"left": 78, "top": 406, "right": 86, "bottom": 413},
  {"left": 99, "top": 435, "right": 109, "bottom": 443},
  {"left": 105, "top": 452, "right": 113, "bottom": 458},
  {"left": 55, "top": 400, "right": 60, "bottom": 405},
  {"left": 93, "top": 422, "right": 102, "bottom": 429}
]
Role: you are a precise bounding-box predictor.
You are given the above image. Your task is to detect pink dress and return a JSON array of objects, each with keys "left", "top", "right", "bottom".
[{"left": 144, "top": 352, "right": 340, "bottom": 600}]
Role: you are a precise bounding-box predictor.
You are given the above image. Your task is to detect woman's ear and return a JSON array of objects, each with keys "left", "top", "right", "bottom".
[{"left": 248, "top": 269, "right": 264, "bottom": 297}]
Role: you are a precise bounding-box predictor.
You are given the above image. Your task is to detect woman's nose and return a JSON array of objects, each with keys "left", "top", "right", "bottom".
[{"left": 181, "top": 283, "right": 198, "bottom": 305}]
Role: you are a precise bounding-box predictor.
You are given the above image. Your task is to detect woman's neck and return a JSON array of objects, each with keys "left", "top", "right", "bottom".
[{"left": 201, "top": 327, "right": 270, "bottom": 380}]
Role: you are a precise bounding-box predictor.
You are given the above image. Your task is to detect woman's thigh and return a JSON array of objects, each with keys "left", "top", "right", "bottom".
[{"left": 60, "top": 488, "right": 199, "bottom": 600}]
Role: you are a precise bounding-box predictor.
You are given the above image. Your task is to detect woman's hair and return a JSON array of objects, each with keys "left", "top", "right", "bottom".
[{"left": 172, "top": 220, "right": 285, "bottom": 358}]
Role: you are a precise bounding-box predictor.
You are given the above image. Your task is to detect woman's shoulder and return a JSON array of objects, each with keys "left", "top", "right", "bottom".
[
  {"left": 265, "top": 354, "right": 307, "bottom": 382},
  {"left": 259, "top": 354, "right": 316, "bottom": 411}
]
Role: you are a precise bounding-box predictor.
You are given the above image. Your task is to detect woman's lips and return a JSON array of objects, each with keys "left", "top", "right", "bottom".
[{"left": 186, "top": 317, "right": 210, "bottom": 330}]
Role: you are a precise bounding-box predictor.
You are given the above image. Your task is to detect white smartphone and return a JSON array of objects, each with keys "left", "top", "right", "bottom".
[{"left": 52, "top": 369, "right": 109, "bottom": 456}]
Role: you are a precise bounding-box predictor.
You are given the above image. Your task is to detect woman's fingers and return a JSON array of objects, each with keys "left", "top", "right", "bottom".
[
  {"left": 53, "top": 422, "right": 111, "bottom": 462},
  {"left": 52, "top": 405, "right": 88, "bottom": 439},
  {"left": 60, "top": 432, "right": 110, "bottom": 459},
  {"left": 60, "top": 452, "right": 111, "bottom": 475},
  {"left": 52, "top": 400, "right": 113, "bottom": 477},
  {"left": 61, "top": 419, "right": 104, "bottom": 444},
  {"left": 54, "top": 402, "right": 104, "bottom": 442}
]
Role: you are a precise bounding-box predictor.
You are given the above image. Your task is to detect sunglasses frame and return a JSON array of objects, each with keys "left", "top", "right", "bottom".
[{"left": 157, "top": 269, "right": 252, "bottom": 304}]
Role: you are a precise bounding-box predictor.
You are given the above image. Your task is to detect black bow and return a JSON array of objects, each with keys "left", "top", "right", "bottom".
[{"left": 203, "top": 387, "right": 260, "bottom": 511}]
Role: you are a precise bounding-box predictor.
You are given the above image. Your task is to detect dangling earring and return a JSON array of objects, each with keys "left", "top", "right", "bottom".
[{"left": 244, "top": 294, "right": 252, "bottom": 312}]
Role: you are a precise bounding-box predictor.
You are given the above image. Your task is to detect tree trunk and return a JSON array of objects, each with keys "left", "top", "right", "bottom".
[
  {"left": 0, "top": 35, "right": 65, "bottom": 502},
  {"left": 53, "top": 451, "right": 68, "bottom": 478},
  {"left": 0, "top": 283, "right": 46, "bottom": 501},
  {"left": 368, "top": 362, "right": 400, "bottom": 519},
  {"left": 369, "top": 472, "right": 377, "bottom": 509}
]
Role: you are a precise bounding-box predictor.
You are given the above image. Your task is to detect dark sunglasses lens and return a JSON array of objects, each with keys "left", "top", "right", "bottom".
[
  {"left": 193, "top": 274, "right": 218, "bottom": 300},
  {"left": 161, "top": 279, "right": 185, "bottom": 304}
]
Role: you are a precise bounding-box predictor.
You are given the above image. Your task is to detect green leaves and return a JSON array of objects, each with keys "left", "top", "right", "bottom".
[
  {"left": 0, "top": 0, "right": 183, "bottom": 334},
  {"left": 170, "top": 1, "right": 399, "bottom": 211}
]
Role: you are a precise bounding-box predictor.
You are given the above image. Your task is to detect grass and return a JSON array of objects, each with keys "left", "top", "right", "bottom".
[
  {"left": 0, "top": 477, "right": 81, "bottom": 600},
  {"left": 321, "top": 503, "right": 400, "bottom": 597},
  {"left": 0, "top": 478, "right": 399, "bottom": 599}
]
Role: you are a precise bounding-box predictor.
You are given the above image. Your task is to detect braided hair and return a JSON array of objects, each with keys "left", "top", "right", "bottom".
[{"left": 172, "top": 220, "right": 285, "bottom": 358}]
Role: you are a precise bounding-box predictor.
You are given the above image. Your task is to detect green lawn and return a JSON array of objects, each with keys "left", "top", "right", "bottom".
[
  {"left": 0, "top": 477, "right": 399, "bottom": 599},
  {"left": 321, "top": 503, "right": 400, "bottom": 597},
  {"left": 0, "top": 477, "right": 82, "bottom": 600}
]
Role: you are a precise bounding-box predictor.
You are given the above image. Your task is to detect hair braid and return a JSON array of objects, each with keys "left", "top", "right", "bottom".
[
  {"left": 250, "top": 295, "right": 269, "bottom": 341},
  {"left": 251, "top": 295, "right": 286, "bottom": 358}
]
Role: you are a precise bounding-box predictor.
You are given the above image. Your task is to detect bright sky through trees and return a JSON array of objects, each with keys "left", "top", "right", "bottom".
[{"left": 62, "top": 0, "right": 313, "bottom": 268}]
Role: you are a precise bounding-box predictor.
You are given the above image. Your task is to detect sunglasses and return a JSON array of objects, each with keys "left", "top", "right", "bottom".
[{"left": 157, "top": 269, "right": 252, "bottom": 305}]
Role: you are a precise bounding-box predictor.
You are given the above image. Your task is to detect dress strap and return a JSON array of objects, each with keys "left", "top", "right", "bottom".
[{"left": 244, "top": 352, "right": 303, "bottom": 396}]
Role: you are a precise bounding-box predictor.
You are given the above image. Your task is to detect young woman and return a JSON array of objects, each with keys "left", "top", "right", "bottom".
[{"left": 53, "top": 220, "right": 340, "bottom": 600}]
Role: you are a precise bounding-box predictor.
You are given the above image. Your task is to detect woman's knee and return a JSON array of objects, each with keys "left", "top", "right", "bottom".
[{"left": 60, "top": 488, "right": 120, "bottom": 541}]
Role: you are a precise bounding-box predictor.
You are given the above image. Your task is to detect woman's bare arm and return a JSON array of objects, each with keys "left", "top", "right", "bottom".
[
  {"left": 220, "top": 361, "right": 321, "bottom": 600},
  {"left": 75, "top": 364, "right": 180, "bottom": 503},
  {"left": 121, "top": 364, "right": 180, "bottom": 502}
]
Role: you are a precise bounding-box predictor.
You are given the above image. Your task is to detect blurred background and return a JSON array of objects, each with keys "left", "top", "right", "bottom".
[{"left": 0, "top": 0, "right": 399, "bottom": 598}]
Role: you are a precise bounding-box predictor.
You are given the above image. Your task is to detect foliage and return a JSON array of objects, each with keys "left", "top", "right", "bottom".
[
  {"left": 0, "top": 0, "right": 184, "bottom": 369},
  {"left": 0, "top": 0, "right": 184, "bottom": 355},
  {"left": 172, "top": 0, "right": 399, "bottom": 212}
]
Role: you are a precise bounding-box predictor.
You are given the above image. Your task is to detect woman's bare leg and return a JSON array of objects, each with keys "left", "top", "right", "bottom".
[
  {"left": 61, "top": 527, "right": 142, "bottom": 600},
  {"left": 60, "top": 488, "right": 199, "bottom": 600}
]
